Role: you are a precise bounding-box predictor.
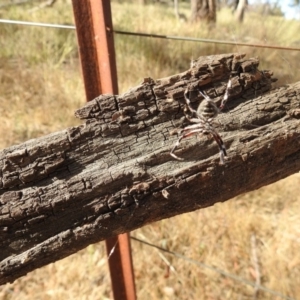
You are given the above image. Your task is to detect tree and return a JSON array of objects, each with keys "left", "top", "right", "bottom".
[
  {"left": 191, "top": 0, "right": 217, "bottom": 23},
  {"left": 251, "top": 1, "right": 284, "bottom": 17},
  {"left": 232, "top": 0, "right": 248, "bottom": 22}
]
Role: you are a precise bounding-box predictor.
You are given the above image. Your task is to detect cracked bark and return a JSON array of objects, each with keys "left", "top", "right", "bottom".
[{"left": 1, "top": 53, "right": 300, "bottom": 285}]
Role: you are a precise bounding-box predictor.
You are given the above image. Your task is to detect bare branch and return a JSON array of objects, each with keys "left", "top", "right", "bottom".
[{"left": 1, "top": 53, "right": 299, "bottom": 285}]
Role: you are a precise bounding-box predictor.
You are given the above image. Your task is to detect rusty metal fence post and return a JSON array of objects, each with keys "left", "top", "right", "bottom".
[{"left": 71, "top": 1, "right": 136, "bottom": 299}]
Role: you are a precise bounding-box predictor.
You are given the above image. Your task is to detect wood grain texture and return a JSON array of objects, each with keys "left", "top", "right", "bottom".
[{"left": 1, "top": 53, "right": 300, "bottom": 285}]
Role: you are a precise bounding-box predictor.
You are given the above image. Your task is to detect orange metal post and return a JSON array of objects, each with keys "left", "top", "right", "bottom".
[
  {"left": 72, "top": 0, "right": 118, "bottom": 99},
  {"left": 72, "top": 1, "right": 136, "bottom": 299}
]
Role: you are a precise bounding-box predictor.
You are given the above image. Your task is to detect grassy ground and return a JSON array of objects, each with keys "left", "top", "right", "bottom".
[{"left": 0, "top": 0, "right": 300, "bottom": 299}]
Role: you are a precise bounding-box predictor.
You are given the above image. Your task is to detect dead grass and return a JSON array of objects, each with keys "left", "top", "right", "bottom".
[{"left": 0, "top": 1, "right": 300, "bottom": 299}]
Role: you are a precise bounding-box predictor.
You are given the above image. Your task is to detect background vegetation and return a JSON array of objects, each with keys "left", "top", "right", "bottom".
[{"left": 0, "top": 0, "right": 299, "bottom": 299}]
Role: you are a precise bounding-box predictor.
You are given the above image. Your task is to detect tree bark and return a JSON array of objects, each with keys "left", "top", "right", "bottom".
[
  {"left": 191, "top": 0, "right": 217, "bottom": 23},
  {"left": 234, "top": 0, "right": 248, "bottom": 23},
  {"left": 1, "top": 53, "right": 300, "bottom": 285}
]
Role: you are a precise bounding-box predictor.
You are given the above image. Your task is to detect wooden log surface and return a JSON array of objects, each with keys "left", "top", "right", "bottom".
[{"left": 1, "top": 53, "right": 300, "bottom": 285}]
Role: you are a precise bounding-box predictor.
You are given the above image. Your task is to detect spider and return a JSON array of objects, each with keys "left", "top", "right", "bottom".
[
  {"left": 170, "top": 87, "right": 229, "bottom": 164},
  {"left": 220, "top": 77, "right": 232, "bottom": 110}
]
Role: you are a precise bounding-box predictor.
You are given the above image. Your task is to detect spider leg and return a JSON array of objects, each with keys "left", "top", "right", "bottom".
[
  {"left": 170, "top": 128, "right": 205, "bottom": 160},
  {"left": 210, "top": 131, "right": 227, "bottom": 164},
  {"left": 183, "top": 89, "right": 198, "bottom": 116},
  {"left": 198, "top": 90, "right": 210, "bottom": 101},
  {"left": 220, "top": 78, "right": 232, "bottom": 110},
  {"left": 185, "top": 117, "right": 202, "bottom": 123}
]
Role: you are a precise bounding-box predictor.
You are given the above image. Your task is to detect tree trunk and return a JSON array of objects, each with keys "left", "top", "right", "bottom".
[
  {"left": 234, "top": 0, "right": 248, "bottom": 23},
  {"left": 191, "top": 0, "right": 217, "bottom": 23},
  {"left": 174, "top": 0, "right": 187, "bottom": 21},
  {"left": 1, "top": 53, "right": 300, "bottom": 285}
]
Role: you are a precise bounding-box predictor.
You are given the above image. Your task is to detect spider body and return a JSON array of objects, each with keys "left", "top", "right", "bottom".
[
  {"left": 170, "top": 88, "right": 227, "bottom": 164},
  {"left": 197, "top": 91, "right": 219, "bottom": 119}
]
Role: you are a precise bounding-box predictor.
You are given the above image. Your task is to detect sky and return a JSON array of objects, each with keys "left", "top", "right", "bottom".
[
  {"left": 249, "top": 1, "right": 300, "bottom": 19},
  {"left": 280, "top": 1, "right": 300, "bottom": 19}
]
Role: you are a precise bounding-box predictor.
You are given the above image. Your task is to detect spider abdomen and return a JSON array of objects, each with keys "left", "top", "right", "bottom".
[
  {"left": 197, "top": 100, "right": 219, "bottom": 119},
  {"left": 170, "top": 87, "right": 227, "bottom": 164}
]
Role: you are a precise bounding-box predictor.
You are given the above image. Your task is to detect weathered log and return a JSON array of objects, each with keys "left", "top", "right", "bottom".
[{"left": 1, "top": 53, "right": 300, "bottom": 285}]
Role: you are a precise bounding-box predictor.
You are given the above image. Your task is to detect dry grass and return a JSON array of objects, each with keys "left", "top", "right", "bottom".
[{"left": 0, "top": 0, "right": 300, "bottom": 299}]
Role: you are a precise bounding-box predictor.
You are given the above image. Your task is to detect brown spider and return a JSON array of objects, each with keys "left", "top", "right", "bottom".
[{"left": 170, "top": 87, "right": 229, "bottom": 164}]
